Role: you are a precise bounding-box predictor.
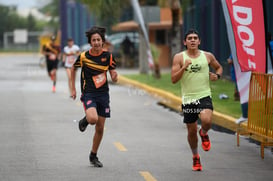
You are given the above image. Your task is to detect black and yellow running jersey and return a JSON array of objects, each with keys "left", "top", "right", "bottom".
[
  {"left": 43, "top": 43, "right": 61, "bottom": 59},
  {"left": 73, "top": 49, "right": 116, "bottom": 93}
]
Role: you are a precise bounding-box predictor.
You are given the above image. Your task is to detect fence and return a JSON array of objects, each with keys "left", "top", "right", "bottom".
[
  {"left": 3, "top": 31, "right": 42, "bottom": 51},
  {"left": 237, "top": 72, "right": 273, "bottom": 158}
]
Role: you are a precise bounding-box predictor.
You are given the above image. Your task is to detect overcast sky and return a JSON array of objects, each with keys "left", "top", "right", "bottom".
[{"left": 0, "top": 0, "right": 50, "bottom": 9}]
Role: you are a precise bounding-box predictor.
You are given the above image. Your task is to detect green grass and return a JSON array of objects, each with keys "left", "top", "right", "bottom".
[
  {"left": 0, "top": 49, "right": 38, "bottom": 53},
  {"left": 124, "top": 73, "right": 242, "bottom": 118}
]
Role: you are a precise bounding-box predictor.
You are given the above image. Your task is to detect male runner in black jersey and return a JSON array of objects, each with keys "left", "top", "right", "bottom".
[
  {"left": 71, "top": 26, "right": 118, "bottom": 167},
  {"left": 42, "top": 36, "right": 61, "bottom": 92}
]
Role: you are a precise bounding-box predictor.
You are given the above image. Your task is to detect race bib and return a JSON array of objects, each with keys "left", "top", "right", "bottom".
[
  {"left": 67, "top": 56, "right": 75, "bottom": 64},
  {"left": 92, "top": 73, "right": 107, "bottom": 88},
  {"left": 49, "top": 53, "right": 56, "bottom": 60}
]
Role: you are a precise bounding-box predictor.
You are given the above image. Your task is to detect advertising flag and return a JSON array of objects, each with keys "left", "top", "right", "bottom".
[{"left": 221, "top": 0, "right": 267, "bottom": 105}]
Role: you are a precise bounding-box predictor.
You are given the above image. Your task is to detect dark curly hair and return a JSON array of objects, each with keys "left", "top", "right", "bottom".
[
  {"left": 184, "top": 28, "right": 200, "bottom": 41},
  {"left": 85, "top": 26, "right": 106, "bottom": 43}
]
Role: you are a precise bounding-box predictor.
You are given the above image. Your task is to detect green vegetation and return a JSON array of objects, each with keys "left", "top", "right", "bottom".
[
  {"left": 124, "top": 73, "right": 242, "bottom": 118},
  {"left": 0, "top": 49, "right": 38, "bottom": 52}
]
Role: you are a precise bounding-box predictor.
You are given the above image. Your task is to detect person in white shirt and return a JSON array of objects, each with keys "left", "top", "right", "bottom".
[{"left": 63, "top": 38, "right": 80, "bottom": 96}]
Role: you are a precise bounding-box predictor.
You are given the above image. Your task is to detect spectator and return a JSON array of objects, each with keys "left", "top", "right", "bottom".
[
  {"left": 121, "top": 36, "right": 134, "bottom": 67},
  {"left": 268, "top": 32, "right": 273, "bottom": 58},
  {"left": 227, "top": 55, "right": 240, "bottom": 101}
]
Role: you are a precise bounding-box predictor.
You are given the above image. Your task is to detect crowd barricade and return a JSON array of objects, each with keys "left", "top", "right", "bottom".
[{"left": 237, "top": 72, "right": 273, "bottom": 159}]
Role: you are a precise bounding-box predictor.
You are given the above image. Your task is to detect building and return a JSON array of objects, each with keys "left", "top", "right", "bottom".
[{"left": 112, "top": 7, "right": 182, "bottom": 68}]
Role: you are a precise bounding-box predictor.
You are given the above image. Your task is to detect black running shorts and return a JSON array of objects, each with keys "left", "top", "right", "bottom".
[
  {"left": 80, "top": 92, "right": 110, "bottom": 118},
  {"left": 181, "top": 96, "right": 213, "bottom": 124},
  {"left": 46, "top": 59, "right": 58, "bottom": 73}
]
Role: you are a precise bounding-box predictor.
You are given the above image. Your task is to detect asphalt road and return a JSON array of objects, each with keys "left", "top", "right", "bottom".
[{"left": 0, "top": 53, "right": 273, "bottom": 181}]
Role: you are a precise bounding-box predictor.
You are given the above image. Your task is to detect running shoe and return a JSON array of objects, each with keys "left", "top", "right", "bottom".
[
  {"left": 78, "top": 117, "right": 88, "bottom": 132},
  {"left": 199, "top": 129, "right": 211, "bottom": 151},
  {"left": 192, "top": 155, "right": 202, "bottom": 171},
  {"left": 89, "top": 155, "right": 103, "bottom": 167},
  {"left": 52, "top": 85, "right": 56, "bottom": 93},
  {"left": 235, "top": 116, "right": 247, "bottom": 124}
]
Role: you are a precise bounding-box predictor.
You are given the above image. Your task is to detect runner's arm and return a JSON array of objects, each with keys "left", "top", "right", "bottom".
[
  {"left": 171, "top": 53, "right": 191, "bottom": 83},
  {"left": 206, "top": 52, "right": 223, "bottom": 81},
  {"left": 70, "top": 66, "right": 77, "bottom": 100},
  {"left": 71, "top": 56, "right": 81, "bottom": 99},
  {"left": 109, "top": 53, "right": 118, "bottom": 82},
  {"left": 109, "top": 70, "right": 118, "bottom": 82}
]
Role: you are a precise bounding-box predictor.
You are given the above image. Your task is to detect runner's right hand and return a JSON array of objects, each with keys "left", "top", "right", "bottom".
[{"left": 71, "top": 89, "right": 76, "bottom": 100}]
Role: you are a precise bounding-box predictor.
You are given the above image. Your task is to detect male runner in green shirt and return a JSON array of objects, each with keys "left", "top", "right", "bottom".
[{"left": 171, "top": 29, "right": 223, "bottom": 171}]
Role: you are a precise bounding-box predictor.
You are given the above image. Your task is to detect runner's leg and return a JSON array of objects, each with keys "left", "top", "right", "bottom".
[
  {"left": 91, "top": 116, "right": 106, "bottom": 153},
  {"left": 85, "top": 107, "right": 98, "bottom": 125},
  {"left": 65, "top": 68, "right": 72, "bottom": 95},
  {"left": 199, "top": 109, "right": 212, "bottom": 134},
  {"left": 186, "top": 122, "right": 198, "bottom": 153}
]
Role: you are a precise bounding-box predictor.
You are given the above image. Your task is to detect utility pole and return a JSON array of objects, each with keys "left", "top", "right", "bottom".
[{"left": 138, "top": 28, "right": 149, "bottom": 74}]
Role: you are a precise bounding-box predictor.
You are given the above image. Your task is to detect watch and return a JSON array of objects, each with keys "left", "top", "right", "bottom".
[{"left": 216, "top": 73, "right": 221, "bottom": 79}]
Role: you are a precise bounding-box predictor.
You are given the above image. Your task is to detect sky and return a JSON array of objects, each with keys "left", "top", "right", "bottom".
[
  {"left": 0, "top": 0, "right": 50, "bottom": 9},
  {"left": 0, "top": 0, "right": 52, "bottom": 20}
]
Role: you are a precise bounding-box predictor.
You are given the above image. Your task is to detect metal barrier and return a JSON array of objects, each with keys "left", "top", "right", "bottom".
[{"left": 237, "top": 72, "right": 273, "bottom": 159}]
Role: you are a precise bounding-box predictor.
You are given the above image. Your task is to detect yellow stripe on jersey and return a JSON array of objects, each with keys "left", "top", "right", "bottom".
[
  {"left": 83, "top": 58, "right": 109, "bottom": 71},
  {"left": 80, "top": 52, "right": 109, "bottom": 72}
]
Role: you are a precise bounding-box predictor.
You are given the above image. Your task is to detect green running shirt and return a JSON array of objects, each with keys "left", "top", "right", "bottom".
[{"left": 181, "top": 50, "right": 211, "bottom": 104}]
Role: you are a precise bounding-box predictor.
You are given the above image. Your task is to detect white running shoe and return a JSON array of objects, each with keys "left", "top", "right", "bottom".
[{"left": 236, "top": 116, "right": 247, "bottom": 124}]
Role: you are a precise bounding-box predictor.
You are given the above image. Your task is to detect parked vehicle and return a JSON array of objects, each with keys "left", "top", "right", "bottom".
[
  {"left": 80, "top": 43, "right": 91, "bottom": 52},
  {"left": 107, "top": 32, "right": 139, "bottom": 58}
]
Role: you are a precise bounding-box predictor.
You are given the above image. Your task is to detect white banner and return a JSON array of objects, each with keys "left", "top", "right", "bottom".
[{"left": 14, "top": 29, "right": 28, "bottom": 44}]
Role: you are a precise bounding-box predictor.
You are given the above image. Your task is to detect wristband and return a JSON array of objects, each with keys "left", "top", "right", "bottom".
[{"left": 216, "top": 73, "right": 221, "bottom": 79}]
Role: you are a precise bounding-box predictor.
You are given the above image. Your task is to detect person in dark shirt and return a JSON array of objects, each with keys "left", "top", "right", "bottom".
[
  {"left": 42, "top": 35, "right": 61, "bottom": 92},
  {"left": 121, "top": 35, "right": 134, "bottom": 67},
  {"left": 227, "top": 55, "right": 239, "bottom": 101},
  {"left": 71, "top": 26, "right": 118, "bottom": 167},
  {"left": 268, "top": 32, "right": 273, "bottom": 59}
]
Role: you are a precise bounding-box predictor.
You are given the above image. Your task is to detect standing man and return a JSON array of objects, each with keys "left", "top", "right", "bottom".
[
  {"left": 63, "top": 38, "right": 80, "bottom": 97},
  {"left": 171, "top": 29, "right": 223, "bottom": 171},
  {"left": 71, "top": 26, "right": 118, "bottom": 167},
  {"left": 42, "top": 35, "right": 61, "bottom": 93},
  {"left": 121, "top": 36, "right": 134, "bottom": 67},
  {"left": 227, "top": 55, "right": 240, "bottom": 101}
]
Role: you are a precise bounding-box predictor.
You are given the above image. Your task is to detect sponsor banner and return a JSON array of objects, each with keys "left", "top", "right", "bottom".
[
  {"left": 223, "top": 0, "right": 266, "bottom": 73},
  {"left": 221, "top": 0, "right": 267, "bottom": 104}
]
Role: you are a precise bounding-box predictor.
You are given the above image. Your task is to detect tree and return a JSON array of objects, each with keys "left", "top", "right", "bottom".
[
  {"left": 80, "top": 0, "right": 130, "bottom": 26},
  {"left": 0, "top": 5, "right": 27, "bottom": 47},
  {"left": 39, "top": 0, "right": 60, "bottom": 33},
  {"left": 27, "top": 14, "right": 36, "bottom": 31},
  {"left": 150, "top": 43, "right": 161, "bottom": 78},
  {"left": 170, "top": 0, "right": 182, "bottom": 56},
  {"left": 0, "top": 4, "right": 48, "bottom": 49},
  {"left": 80, "top": 0, "right": 182, "bottom": 73}
]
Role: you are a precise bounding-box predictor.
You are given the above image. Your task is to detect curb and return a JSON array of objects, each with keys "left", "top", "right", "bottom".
[{"left": 117, "top": 75, "right": 248, "bottom": 133}]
